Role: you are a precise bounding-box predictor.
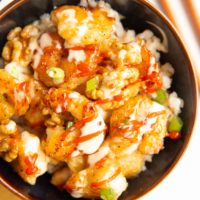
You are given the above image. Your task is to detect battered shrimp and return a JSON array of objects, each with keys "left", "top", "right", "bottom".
[
  {"left": 51, "top": 6, "right": 114, "bottom": 48},
  {"left": 110, "top": 95, "right": 169, "bottom": 155},
  {"left": 33, "top": 32, "right": 104, "bottom": 89},
  {"left": 65, "top": 150, "right": 127, "bottom": 199},
  {"left": 13, "top": 131, "right": 49, "bottom": 185},
  {"left": 108, "top": 137, "right": 145, "bottom": 178},
  {"left": 43, "top": 88, "right": 107, "bottom": 161}
]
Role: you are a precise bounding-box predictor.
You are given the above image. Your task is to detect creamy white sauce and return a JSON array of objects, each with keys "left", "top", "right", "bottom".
[
  {"left": 88, "top": 146, "right": 110, "bottom": 166},
  {"left": 70, "top": 150, "right": 80, "bottom": 157},
  {"left": 96, "top": 106, "right": 110, "bottom": 122},
  {"left": 81, "top": 114, "right": 105, "bottom": 135},
  {"left": 139, "top": 102, "right": 165, "bottom": 136},
  {"left": 77, "top": 131, "right": 104, "bottom": 155},
  {"left": 74, "top": 108, "right": 106, "bottom": 155},
  {"left": 150, "top": 101, "right": 165, "bottom": 113},
  {"left": 108, "top": 173, "right": 128, "bottom": 198},
  {"left": 68, "top": 50, "right": 86, "bottom": 64},
  {"left": 32, "top": 33, "right": 54, "bottom": 69}
]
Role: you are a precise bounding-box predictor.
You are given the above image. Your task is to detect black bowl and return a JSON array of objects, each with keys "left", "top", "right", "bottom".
[{"left": 0, "top": 0, "right": 198, "bottom": 199}]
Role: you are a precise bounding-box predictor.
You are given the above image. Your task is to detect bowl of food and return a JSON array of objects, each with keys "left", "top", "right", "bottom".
[{"left": 0, "top": 0, "right": 198, "bottom": 199}]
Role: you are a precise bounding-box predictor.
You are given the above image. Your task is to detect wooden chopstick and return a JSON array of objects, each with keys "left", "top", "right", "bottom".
[
  {"left": 160, "top": 0, "right": 200, "bottom": 88},
  {"left": 182, "top": 0, "right": 200, "bottom": 44}
]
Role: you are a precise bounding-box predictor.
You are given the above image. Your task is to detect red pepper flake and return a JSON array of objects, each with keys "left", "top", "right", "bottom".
[
  {"left": 167, "top": 131, "right": 181, "bottom": 139},
  {"left": 24, "top": 153, "right": 38, "bottom": 175}
]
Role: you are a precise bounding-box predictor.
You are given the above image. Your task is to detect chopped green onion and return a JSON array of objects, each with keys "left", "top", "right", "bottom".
[
  {"left": 168, "top": 116, "right": 183, "bottom": 132},
  {"left": 86, "top": 78, "right": 97, "bottom": 91},
  {"left": 46, "top": 67, "right": 65, "bottom": 81},
  {"left": 66, "top": 121, "right": 74, "bottom": 129},
  {"left": 124, "top": 119, "right": 129, "bottom": 125},
  {"left": 100, "top": 188, "right": 115, "bottom": 200},
  {"left": 154, "top": 89, "right": 167, "bottom": 104}
]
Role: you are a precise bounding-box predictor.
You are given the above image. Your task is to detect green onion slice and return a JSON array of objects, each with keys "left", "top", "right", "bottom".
[
  {"left": 124, "top": 119, "right": 129, "bottom": 125},
  {"left": 66, "top": 121, "right": 74, "bottom": 129},
  {"left": 154, "top": 89, "right": 167, "bottom": 104},
  {"left": 100, "top": 188, "right": 115, "bottom": 200},
  {"left": 46, "top": 67, "right": 65, "bottom": 81},
  {"left": 168, "top": 116, "right": 183, "bottom": 132},
  {"left": 86, "top": 77, "right": 97, "bottom": 91}
]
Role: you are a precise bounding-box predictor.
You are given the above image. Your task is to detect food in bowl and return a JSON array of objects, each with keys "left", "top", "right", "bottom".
[{"left": 0, "top": 0, "right": 184, "bottom": 199}]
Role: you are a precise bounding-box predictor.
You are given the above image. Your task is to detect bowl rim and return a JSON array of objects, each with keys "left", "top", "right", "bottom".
[{"left": 0, "top": 0, "right": 198, "bottom": 199}]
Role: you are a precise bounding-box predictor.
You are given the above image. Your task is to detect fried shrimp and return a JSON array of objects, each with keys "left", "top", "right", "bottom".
[{"left": 43, "top": 88, "right": 106, "bottom": 161}]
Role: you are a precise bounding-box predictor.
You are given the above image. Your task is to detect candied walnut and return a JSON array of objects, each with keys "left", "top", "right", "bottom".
[
  {"left": 0, "top": 121, "right": 20, "bottom": 162},
  {"left": 2, "top": 25, "right": 40, "bottom": 67}
]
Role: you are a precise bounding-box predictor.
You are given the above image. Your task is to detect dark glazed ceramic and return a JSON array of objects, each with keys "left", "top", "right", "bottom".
[{"left": 0, "top": 0, "right": 198, "bottom": 200}]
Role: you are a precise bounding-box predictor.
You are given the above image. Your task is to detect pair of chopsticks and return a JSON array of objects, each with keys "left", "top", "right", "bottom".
[{"left": 158, "top": 0, "right": 200, "bottom": 87}]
